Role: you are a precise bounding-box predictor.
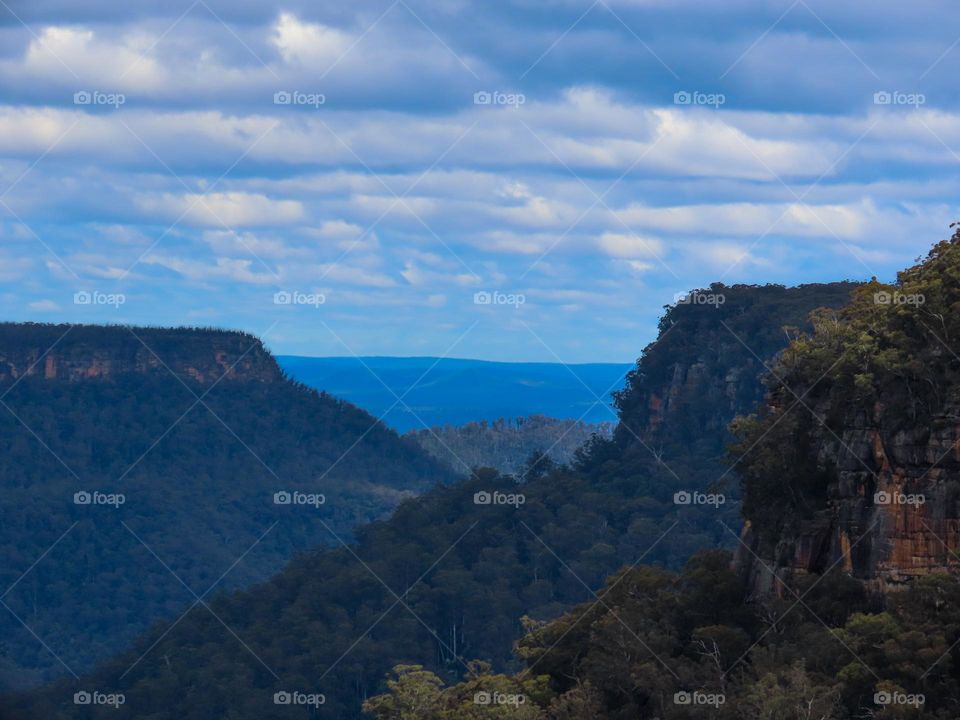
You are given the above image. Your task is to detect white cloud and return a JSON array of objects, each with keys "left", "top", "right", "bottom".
[
  {"left": 17, "top": 25, "right": 161, "bottom": 87},
  {"left": 597, "top": 232, "right": 665, "bottom": 258},
  {"left": 616, "top": 200, "right": 867, "bottom": 238},
  {"left": 142, "top": 254, "right": 277, "bottom": 284},
  {"left": 494, "top": 195, "right": 576, "bottom": 228},
  {"left": 271, "top": 13, "right": 353, "bottom": 66},
  {"left": 305, "top": 220, "right": 379, "bottom": 251},
  {"left": 307, "top": 262, "right": 396, "bottom": 288},
  {"left": 28, "top": 299, "right": 60, "bottom": 311},
  {"left": 136, "top": 192, "right": 305, "bottom": 227},
  {"left": 399, "top": 261, "right": 477, "bottom": 287},
  {"left": 474, "top": 230, "right": 557, "bottom": 254},
  {"left": 682, "top": 241, "right": 766, "bottom": 270},
  {"left": 0, "top": 252, "right": 32, "bottom": 280},
  {"left": 202, "top": 229, "right": 309, "bottom": 259}
]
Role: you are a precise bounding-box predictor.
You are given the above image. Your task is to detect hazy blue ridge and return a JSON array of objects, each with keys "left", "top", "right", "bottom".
[{"left": 277, "top": 356, "right": 633, "bottom": 430}]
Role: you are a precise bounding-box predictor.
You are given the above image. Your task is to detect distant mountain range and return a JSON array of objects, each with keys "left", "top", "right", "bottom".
[{"left": 276, "top": 356, "right": 634, "bottom": 431}]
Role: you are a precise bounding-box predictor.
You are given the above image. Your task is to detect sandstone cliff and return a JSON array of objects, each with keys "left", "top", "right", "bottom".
[
  {"left": 736, "top": 399, "right": 960, "bottom": 594},
  {"left": 0, "top": 323, "right": 282, "bottom": 383}
]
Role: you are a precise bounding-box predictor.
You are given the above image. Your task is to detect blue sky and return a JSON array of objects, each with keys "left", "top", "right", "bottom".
[{"left": 0, "top": 0, "right": 958, "bottom": 361}]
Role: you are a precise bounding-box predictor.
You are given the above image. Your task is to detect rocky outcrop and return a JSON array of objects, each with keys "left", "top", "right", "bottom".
[
  {"left": 739, "top": 401, "right": 960, "bottom": 595},
  {"left": 642, "top": 358, "right": 765, "bottom": 439},
  {"left": 0, "top": 324, "right": 282, "bottom": 384}
]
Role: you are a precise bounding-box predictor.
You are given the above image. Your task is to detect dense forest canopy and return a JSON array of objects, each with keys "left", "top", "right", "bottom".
[{"left": 365, "top": 553, "right": 960, "bottom": 719}]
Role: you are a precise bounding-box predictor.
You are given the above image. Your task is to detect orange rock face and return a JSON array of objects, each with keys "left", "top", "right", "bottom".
[
  {"left": 0, "top": 328, "right": 282, "bottom": 385},
  {"left": 740, "top": 417, "right": 960, "bottom": 594}
]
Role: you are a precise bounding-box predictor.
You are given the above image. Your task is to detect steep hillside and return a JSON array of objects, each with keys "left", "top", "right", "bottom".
[
  {"left": 734, "top": 233, "right": 960, "bottom": 594},
  {"left": 0, "top": 324, "right": 454, "bottom": 691},
  {"left": 2, "top": 283, "right": 857, "bottom": 719}
]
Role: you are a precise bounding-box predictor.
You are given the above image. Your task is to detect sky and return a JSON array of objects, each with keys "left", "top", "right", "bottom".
[{"left": 0, "top": 0, "right": 959, "bottom": 362}]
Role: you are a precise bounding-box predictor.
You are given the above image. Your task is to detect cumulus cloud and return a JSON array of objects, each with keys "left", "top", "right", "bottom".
[
  {"left": 596, "top": 232, "right": 665, "bottom": 258},
  {"left": 135, "top": 192, "right": 305, "bottom": 227},
  {"left": 271, "top": 13, "right": 353, "bottom": 66}
]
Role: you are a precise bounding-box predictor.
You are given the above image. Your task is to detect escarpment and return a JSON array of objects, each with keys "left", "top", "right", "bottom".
[{"left": 0, "top": 323, "right": 282, "bottom": 383}]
